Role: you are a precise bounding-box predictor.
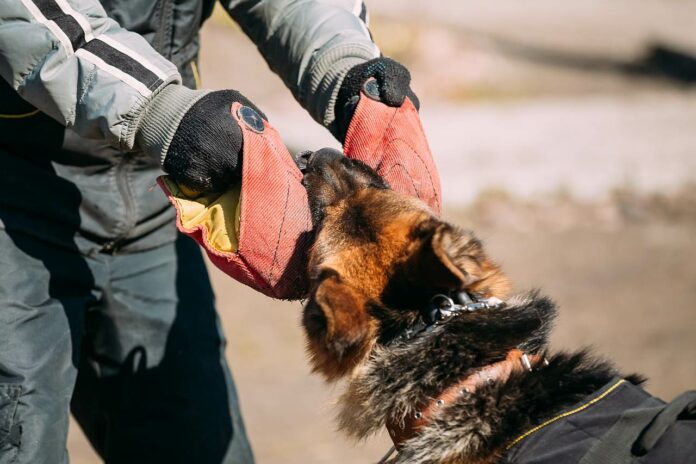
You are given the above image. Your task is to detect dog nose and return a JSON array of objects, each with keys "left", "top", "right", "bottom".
[
  {"left": 299, "top": 148, "right": 343, "bottom": 173},
  {"left": 297, "top": 150, "right": 313, "bottom": 173}
]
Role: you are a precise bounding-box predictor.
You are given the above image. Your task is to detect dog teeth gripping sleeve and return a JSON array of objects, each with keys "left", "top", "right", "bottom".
[
  {"left": 342, "top": 92, "right": 442, "bottom": 214},
  {"left": 158, "top": 102, "right": 313, "bottom": 300}
]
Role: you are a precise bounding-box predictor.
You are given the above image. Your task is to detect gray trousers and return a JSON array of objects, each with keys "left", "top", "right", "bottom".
[{"left": 0, "top": 230, "right": 254, "bottom": 464}]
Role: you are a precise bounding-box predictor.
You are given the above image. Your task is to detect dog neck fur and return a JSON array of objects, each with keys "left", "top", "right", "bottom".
[{"left": 337, "top": 292, "right": 621, "bottom": 463}]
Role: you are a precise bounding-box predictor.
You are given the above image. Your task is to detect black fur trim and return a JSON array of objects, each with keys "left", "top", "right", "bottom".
[{"left": 337, "top": 293, "right": 626, "bottom": 463}]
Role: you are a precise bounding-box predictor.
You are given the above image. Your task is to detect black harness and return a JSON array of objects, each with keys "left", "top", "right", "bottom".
[
  {"left": 504, "top": 378, "right": 696, "bottom": 464},
  {"left": 381, "top": 293, "right": 696, "bottom": 464}
]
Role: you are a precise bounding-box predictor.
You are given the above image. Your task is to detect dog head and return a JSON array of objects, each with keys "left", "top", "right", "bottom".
[{"left": 301, "top": 148, "right": 511, "bottom": 380}]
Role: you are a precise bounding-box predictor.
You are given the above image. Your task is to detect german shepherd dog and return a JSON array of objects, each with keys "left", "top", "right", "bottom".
[{"left": 299, "top": 148, "right": 696, "bottom": 464}]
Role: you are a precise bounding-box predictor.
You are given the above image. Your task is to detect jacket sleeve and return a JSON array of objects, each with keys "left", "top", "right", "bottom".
[
  {"left": 0, "top": 0, "right": 182, "bottom": 150},
  {"left": 221, "top": 0, "right": 380, "bottom": 130}
]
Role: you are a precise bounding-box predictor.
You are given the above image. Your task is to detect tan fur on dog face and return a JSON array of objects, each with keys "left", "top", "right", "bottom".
[
  {"left": 303, "top": 275, "right": 378, "bottom": 380},
  {"left": 309, "top": 189, "right": 431, "bottom": 302},
  {"left": 302, "top": 151, "right": 510, "bottom": 381}
]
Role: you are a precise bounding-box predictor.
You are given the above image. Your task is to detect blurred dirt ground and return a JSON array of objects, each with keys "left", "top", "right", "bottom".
[{"left": 68, "top": 1, "right": 696, "bottom": 462}]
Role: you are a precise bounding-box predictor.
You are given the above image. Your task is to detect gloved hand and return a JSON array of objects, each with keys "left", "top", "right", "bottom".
[
  {"left": 333, "top": 57, "right": 419, "bottom": 143},
  {"left": 137, "top": 85, "right": 267, "bottom": 193},
  {"left": 333, "top": 58, "right": 442, "bottom": 214},
  {"left": 137, "top": 85, "right": 313, "bottom": 300}
]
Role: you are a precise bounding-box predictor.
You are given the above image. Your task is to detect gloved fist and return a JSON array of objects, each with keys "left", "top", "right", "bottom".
[
  {"left": 137, "top": 85, "right": 267, "bottom": 193},
  {"left": 333, "top": 57, "right": 419, "bottom": 143},
  {"left": 138, "top": 85, "right": 313, "bottom": 299},
  {"left": 164, "top": 90, "right": 267, "bottom": 193},
  {"left": 334, "top": 58, "right": 442, "bottom": 214}
]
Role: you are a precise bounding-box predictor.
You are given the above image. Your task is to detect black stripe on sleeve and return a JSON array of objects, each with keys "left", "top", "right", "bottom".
[
  {"left": 83, "top": 39, "right": 163, "bottom": 90},
  {"left": 31, "top": 0, "right": 163, "bottom": 91},
  {"left": 33, "top": 0, "right": 86, "bottom": 49},
  {"left": 33, "top": 0, "right": 62, "bottom": 18},
  {"left": 359, "top": 2, "right": 374, "bottom": 40},
  {"left": 359, "top": 2, "right": 368, "bottom": 23}
]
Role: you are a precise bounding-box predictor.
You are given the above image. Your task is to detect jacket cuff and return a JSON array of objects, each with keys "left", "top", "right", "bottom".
[
  {"left": 303, "top": 43, "right": 379, "bottom": 130},
  {"left": 136, "top": 84, "right": 210, "bottom": 164}
]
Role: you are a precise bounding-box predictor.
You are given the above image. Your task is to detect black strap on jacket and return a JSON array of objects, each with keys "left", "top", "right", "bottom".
[
  {"left": 579, "top": 390, "right": 696, "bottom": 464},
  {"left": 634, "top": 390, "right": 696, "bottom": 454}
]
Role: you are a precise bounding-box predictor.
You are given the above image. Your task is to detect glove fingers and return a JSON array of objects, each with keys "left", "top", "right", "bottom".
[
  {"left": 334, "top": 57, "right": 417, "bottom": 142},
  {"left": 377, "top": 77, "right": 407, "bottom": 107},
  {"left": 375, "top": 58, "right": 413, "bottom": 108},
  {"left": 165, "top": 90, "right": 247, "bottom": 192}
]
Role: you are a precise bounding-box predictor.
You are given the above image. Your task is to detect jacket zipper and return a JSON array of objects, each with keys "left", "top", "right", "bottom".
[
  {"left": 154, "top": 0, "right": 173, "bottom": 57},
  {"left": 103, "top": 1, "right": 171, "bottom": 254},
  {"left": 103, "top": 153, "right": 137, "bottom": 253}
]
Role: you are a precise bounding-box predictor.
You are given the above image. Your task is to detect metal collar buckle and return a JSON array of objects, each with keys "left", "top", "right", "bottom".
[
  {"left": 422, "top": 292, "right": 504, "bottom": 325},
  {"left": 390, "top": 292, "right": 504, "bottom": 346}
]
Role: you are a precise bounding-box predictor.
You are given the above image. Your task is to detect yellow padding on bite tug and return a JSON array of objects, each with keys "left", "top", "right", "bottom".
[{"left": 161, "top": 177, "right": 242, "bottom": 253}]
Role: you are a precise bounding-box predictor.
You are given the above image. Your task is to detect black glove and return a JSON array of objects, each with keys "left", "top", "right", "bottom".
[
  {"left": 137, "top": 86, "right": 267, "bottom": 193},
  {"left": 163, "top": 90, "right": 267, "bottom": 193},
  {"left": 333, "top": 57, "right": 419, "bottom": 142}
]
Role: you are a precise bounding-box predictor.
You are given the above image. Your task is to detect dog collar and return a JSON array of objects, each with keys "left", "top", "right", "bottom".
[
  {"left": 380, "top": 292, "right": 546, "bottom": 458},
  {"left": 384, "top": 348, "right": 545, "bottom": 452},
  {"left": 388, "top": 292, "right": 505, "bottom": 346}
]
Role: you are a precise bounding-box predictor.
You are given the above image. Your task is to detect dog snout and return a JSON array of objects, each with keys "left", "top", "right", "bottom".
[
  {"left": 297, "top": 150, "right": 312, "bottom": 173},
  {"left": 303, "top": 148, "right": 344, "bottom": 173}
]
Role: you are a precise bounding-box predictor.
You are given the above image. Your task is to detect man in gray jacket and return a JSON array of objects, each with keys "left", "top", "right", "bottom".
[{"left": 0, "top": 0, "right": 423, "bottom": 463}]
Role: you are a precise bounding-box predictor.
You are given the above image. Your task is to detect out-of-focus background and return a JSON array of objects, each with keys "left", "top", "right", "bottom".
[{"left": 69, "top": 1, "right": 696, "bottom": 462}]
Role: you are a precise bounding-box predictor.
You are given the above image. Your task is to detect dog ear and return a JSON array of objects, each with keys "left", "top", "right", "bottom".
[
  {"left": 302, "top": 276, "right": 376, "bottom": 380},
  {"left": 409, "top": 223, "right": 510, "bottom": 298}
]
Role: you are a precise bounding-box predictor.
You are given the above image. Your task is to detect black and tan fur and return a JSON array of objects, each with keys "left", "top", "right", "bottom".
[{"left": 300, "top": 149, "right": 641, "bottom": 463}]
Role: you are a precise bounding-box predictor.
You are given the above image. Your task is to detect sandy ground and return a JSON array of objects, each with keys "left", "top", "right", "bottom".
[{"left": 67, "top": 1, "right": 696, "bottom": 462}]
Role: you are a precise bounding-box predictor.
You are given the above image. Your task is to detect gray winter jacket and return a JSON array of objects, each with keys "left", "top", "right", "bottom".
[{"left": 0, "top": 0, "right": 378, "bottom": 253}]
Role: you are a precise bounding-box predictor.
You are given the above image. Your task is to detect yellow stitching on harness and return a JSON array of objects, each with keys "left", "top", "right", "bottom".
[
  {"left": 506, "top": 378, "right": 627, "bottom": 450},
  {"left": 191, "top": 62, "right": 201, "bottom": 90},
  {"left": 0, "top": 109, "right": 40, "bottom": 119}
]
